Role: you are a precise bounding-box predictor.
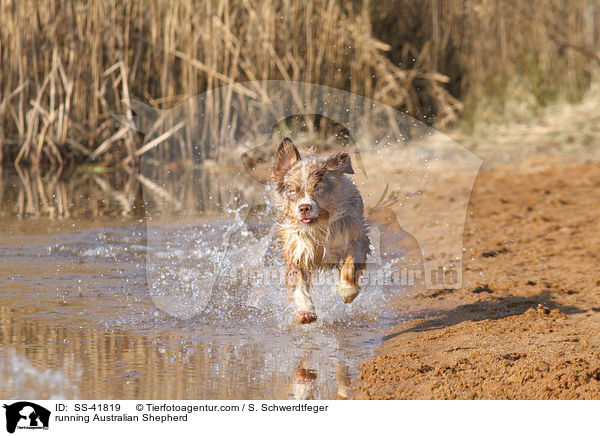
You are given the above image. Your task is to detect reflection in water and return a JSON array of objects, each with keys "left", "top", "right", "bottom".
[
  {"left": 0, "top": 284, "right": 401, "bottom": 399},
  {"left": 289, "top": 360, "right": 352, "bottom": 400},
  {"left": 0, "top": 167, "right": 421, "bottom": 399},
  {"left": 0, "top": 163, "right": 271, "bottom": 221}
]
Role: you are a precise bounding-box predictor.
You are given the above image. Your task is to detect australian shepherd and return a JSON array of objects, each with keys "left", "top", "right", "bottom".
[{"left": 272, "top": 138, "right": 370, "bottom": 324}]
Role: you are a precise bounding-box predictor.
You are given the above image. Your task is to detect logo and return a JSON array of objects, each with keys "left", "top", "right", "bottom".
[
  {"left": 2, "top": 402, "right": 50, "bottom": 434},
  {"left": 117, "top": 81, "right": 481, "bottom": 318}
]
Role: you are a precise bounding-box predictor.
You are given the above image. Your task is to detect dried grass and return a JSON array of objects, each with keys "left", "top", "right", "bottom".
[
  {"left": 2, "top": 0, "right": 599, "bottom": 169},
  {"left": 369, "top": 0, "right": 600, "bottom": 124},
  {"left": 0, "top": 0, "right": 459, "bottom": 167}
]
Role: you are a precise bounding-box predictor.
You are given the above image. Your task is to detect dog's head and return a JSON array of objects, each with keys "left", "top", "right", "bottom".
[{"left": 272, "top": 138, "right": 354, "bottom": 226}]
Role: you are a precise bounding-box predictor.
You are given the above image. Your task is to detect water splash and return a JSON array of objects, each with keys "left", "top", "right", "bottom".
[{"left": 0, "top": 351, "right": 79, "bottom": 399}]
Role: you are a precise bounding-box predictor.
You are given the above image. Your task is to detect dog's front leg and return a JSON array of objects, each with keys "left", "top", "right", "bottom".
[
  {"left": 337, "top": 241, "right": 367, "bottom": 303},
  {"left": 286, "top": 265, "right": 317, "bottom": 324}
]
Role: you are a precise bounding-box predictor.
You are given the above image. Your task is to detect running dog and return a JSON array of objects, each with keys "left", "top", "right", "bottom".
[{"left": 272, "top": 138, "right": 370, "bottom": 324}]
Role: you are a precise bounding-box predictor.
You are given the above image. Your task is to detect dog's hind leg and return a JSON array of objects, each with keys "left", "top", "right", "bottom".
[{"left": 287, "top": 266, "right": 317, "bottom": 324}]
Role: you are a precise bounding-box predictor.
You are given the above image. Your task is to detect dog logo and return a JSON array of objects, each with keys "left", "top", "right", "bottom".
[{"left": 2, "top": 402, "right": 50, "bottom": 433}]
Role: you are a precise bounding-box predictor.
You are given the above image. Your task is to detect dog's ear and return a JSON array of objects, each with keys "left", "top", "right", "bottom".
[
  {"left": 273, "top": 138, "right": 300, "bottom": 182},
  {"left": 323, "top": 152, "right": 354, "bottom": 174}
]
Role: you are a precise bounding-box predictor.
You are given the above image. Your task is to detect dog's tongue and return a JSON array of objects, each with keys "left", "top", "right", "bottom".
[{"left": 302, "top": 218, "right": 313, "bottom": 224}]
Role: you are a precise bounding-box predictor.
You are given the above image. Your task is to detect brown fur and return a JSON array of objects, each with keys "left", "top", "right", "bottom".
[{"left": 272, "top": 138, "right": 370, "bottom": 324}]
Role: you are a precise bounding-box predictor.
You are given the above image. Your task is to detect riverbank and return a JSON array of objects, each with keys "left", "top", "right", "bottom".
[{"left": 356, "top": 159, "right": 600, "bottom": 399}]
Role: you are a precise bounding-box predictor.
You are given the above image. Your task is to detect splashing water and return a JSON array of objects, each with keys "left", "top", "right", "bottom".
[
  {"left": 0, "top": 199, "right": 415, "bottom": 399},
  {"left": 137, "top": 191, "right": 416, "bottom": 398}
]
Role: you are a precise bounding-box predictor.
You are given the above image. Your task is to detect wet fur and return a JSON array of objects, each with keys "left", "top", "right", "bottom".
[{"left": 272, "top": 138, "right": 370, "bottom": 324}]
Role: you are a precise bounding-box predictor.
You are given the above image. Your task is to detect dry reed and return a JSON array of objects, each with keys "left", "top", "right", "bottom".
[
  {"left": 369, "top": 0, "right": 600, "bottom": 124},
  {"left": 0, "top": 0, "right": 459, "bottom": 167},
  {"left": 1, "top": 0, "right": 599, "bottom": 168}
]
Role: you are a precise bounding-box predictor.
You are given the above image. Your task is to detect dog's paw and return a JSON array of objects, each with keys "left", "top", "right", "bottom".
[
  {"left": 294, "top": 312, "right": 317, "bottom": 324},
  {"left": 336, "top": 284, "right": 359, "bottom": 303}
]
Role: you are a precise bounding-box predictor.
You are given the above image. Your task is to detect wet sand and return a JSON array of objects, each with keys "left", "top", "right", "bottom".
[{"left": 356, "top": 161, "right": 600, "bottom": 399}]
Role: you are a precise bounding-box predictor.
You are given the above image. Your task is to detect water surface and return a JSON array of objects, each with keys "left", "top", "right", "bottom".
[{"left": 0, "top": 169, "right": 418, "bottom": 399}]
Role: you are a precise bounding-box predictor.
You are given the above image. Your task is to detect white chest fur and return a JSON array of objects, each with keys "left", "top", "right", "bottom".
[{"left": 282, "top": 221, "right": 349, "bottom": 268}]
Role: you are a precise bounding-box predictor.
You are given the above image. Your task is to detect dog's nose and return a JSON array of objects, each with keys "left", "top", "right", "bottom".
[{"left": 298, "top": 203, "right": 312, "bottom": 216}]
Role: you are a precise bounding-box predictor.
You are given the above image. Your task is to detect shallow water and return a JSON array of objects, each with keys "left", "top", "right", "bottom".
[{"left": 0, "top": 172, "right": 418, "bottom": 399}]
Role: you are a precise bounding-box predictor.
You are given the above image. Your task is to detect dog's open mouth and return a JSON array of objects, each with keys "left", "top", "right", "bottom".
[{"left": 300, "top": 217, "right": 316, "bottom": 224}]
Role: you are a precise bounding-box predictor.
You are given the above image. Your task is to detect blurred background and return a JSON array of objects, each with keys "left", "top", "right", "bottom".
[{"left": 1, "top": 0, "right": 599, "bottom": 168}]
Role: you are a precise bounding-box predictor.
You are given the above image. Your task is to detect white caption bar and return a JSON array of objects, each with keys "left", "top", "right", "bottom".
[{"left": 0, "top": 400, "right": 597, "bottom": 436}]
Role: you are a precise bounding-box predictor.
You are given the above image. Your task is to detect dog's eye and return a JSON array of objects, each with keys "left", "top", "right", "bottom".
[{"left": 287, "top": 188, "right": 296, "bottom": 196}]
